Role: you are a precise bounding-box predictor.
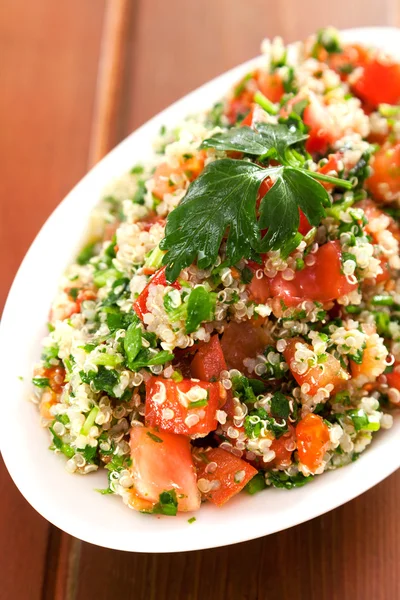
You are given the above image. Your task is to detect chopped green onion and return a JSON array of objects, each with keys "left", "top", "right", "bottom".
[
  {"left": 81, "top": 406, "right": 99, "bottom": 436},
  {"left": 253, "top": 91, "right": 278, "bottom": 115},
  {"left": 144, "top": 245, "right": 165, "bottom": 271},
  {"left": 371, "top": 295, "right": 394, "bottom": 306}
]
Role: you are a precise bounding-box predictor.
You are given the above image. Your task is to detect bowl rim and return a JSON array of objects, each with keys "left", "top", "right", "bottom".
[{"left": 1, "top": 26, "right": 400, "bottom": 553}]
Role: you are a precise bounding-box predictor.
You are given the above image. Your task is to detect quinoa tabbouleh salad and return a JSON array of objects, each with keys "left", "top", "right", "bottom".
[{"left": 32, "top": 28, "right": 400, "bottom": 516}]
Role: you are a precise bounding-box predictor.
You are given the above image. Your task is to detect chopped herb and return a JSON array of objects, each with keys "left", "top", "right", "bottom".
[
  {"left": 186, "top": 286, "right": 216, "bottom": 333},
  {"left": 188, "top": 517, "right": 196, "bottom": 524},
  {"left": 76, "top": 241, "right": 97, "bottom": 265},
  {"left": 244, "top": 407, "right": 289, "bottom": 439},
  {"left": 146, "top": 432, "right": 163, "bottom": 443},
  {"left": 32, "top": 377, "right": 50, "bottom": 388},
  {"left": 124, "top": 321, "right": 143, "bottom": 367},
  {"left": 347, "top": 408, "right": 380, "bottom": 432},
  {"left": 130, "top": 164, "right": 144, "bottom": 174},
  {"left": 240, "top": 266, "right": 254, "bottom": 284},
  {"left": 80, "top": 365, "right": 120, "bottom": 396},
  {"left": 188, "top": 399, "right": 208, "bottom": 409},
  {"left": 81, "top": 406, "right": 99, "bottom": 435},
  {"left": 231, "top": 375, "right": 266, "bottom": 403},
  {"left": 49, "top": 426, "right": 75, "bottom": 459},
  {"left": 266, "top": 470, "right": 314, "bottom": 489},
  {"left": 94, "top": 267, "right": 122, "bottom": 288},
  {"left": 82, "top": 444, "right": 98, "bottom": 464},
  {"left": 245, "top": 472, "right": 267, "bottom": 494},
  {"left": 153, "top": 489, "right": 178, "bottom": 516},
  {"left": 41, "top": 344, "right": 60, "bottom": 368},
  {"left": 68, "top": 287, "right": 80, "bottom": 301},
  {"left": 270, "top": 392, "right": 290, "bottom": 419}
]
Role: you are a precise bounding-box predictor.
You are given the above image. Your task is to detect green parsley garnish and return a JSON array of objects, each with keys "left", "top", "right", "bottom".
[{"left": 161, "top": 122, "right": 353, "bottom": 282}]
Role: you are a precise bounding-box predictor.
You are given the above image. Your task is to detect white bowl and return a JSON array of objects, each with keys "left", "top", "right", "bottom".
[{"left": 1, "top": 27, "right": 400, "bottom": 553}]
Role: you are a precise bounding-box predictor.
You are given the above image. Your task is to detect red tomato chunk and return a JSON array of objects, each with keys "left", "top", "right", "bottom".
[
  {"left": 133, "top": 266, "right": 181, "bottom": 320},
  {"left": 296, "top": 413, "right": 330, "bottom": 473},
  {"left": 284, "top": 337, "right": 349, "bottom": 396},
  {"left": 145, "top": 377, "right": 225, "bottom": 436},
  {"left": 129, "top": 426, "right": 201, "bottom": 512},
  {"left": 195, "top": 447, "right": 257, "bottom": 506},
  {"left": 352, "top": 58, "right": 400, "bottom": 107},
  {"left": 190, "top": 335, "right": 227, "bottom": 381},
  {"left": 270, "top": 241, "right": 357, "bottom": 304}
]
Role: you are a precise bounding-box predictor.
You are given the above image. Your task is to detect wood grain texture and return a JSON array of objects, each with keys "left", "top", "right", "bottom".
[
  {"left": 0, "top": 1, "right": 105, "bottom": 599},
  {"left": 0, "top": 0, "right": 105, "bottom": 313},
  {"left": 1, "top": 1, "right": 400, "bottom": 599},
  {"left": 74, "top": 472, "right": 400, "bottom": 600}
]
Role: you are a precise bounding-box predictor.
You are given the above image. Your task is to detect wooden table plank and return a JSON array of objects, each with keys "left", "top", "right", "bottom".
[
  {"left": 0, "top": 1, "right": 105, "bottom": 598},
  {"left": 75, "top": 472, "right": 400, "bottom": 600},
  {"left": 0, "top": 0, "right": 105, "bottom": 313}
]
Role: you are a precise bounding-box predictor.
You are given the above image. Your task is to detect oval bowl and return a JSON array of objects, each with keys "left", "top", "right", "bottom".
[{"left": 1, "top": 26, "right": 400, "bottom": 553}]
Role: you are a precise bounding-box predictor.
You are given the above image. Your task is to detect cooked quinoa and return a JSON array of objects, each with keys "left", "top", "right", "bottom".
[{"left": 32, "top": 28, "right": 400, "bottom": 515}]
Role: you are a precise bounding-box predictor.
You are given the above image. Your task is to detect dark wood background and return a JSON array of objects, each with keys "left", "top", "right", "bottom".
[{"left": 1, "top": 1, "right": 400, "bottom": 598}]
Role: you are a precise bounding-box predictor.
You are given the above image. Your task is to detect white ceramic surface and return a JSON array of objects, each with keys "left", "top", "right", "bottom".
[{"left": 1, "top": 27, "right": 400, "bottom": 553}]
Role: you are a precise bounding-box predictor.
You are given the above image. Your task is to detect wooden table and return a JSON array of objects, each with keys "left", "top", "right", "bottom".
[{"left": 1, "top": 2, "right": 400, "bottom": 598}]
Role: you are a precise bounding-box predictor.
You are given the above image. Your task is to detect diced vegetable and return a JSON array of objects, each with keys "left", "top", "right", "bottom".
[
  {"left": 284, "top": 337, "right": 349, "bottom": 395},
  {"left": 220, "top": 321, "right": 270, "bottom": 372},
  {"left": 190, "top": 335, "right": 227, "bottom": 381},
  {"left": 366, "top": 144, "right": 400, "bottom": 203},
  {"left": 133, "top": 267, "right": 181, "bottom": 320},
  {"left": 352, "top": 57, "right": 400, "bottom": 107},
  {"left": 145, "top": 377, "right": 225, "bottom": 435},
  {"left": 130, "top": 426, "right": 201, "bottom": 512},
  {"left": 296, "top": 413, "right": 330, "bottom": 473},
  {"left": 195, "top": 447, "right": 257, "bottom": 506}
]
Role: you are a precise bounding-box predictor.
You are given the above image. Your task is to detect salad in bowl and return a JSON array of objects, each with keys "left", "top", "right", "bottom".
[{"left": 5, "top": 27, "right": 400, "bottom": 539}]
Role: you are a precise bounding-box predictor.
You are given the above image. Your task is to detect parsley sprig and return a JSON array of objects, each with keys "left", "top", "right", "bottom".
[{"left": 160, "top": 122, "right": 353, "bottom": 282}]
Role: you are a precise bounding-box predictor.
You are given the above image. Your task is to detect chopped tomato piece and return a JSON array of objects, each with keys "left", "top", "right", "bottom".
[
  {"left": 303, "top": 92, "right": 338, "bottom": 155},
  {"left": 352, "top": 57, "right": 400, "bottom": 107},
  {"left": 298, "top": 210, "right": 312, "bottom": 235},
  {"left": 190, "top": 335, "right": 227, "bottom": 382},
  {"left": 317, "top": 153, "right": 343, "bottom": 190},
  {"left": 129, "top": 426, "right": 201, "bottom": 512},
  {"left": 384, "top": 364, "right": 400, "bottom": 391},
  {"left": 34, "top": 365, "right": 65, "bottom": 394},
  {"left": 367, "top": 144, "right": 400, "bottom": 203},
  {"left": 240, "top": 106, "right": 254, "bottom": 127},
  {"left": 296, "top": 413, "right": 330, "bottom": 473},
  {"left": 141, "top": 213, "right": 166, "bottom": 232},
  {"left": 357, "top": 198, "right": 400, "bottom": 243},
  {"left": 270, "top": 424, "right": 296, "bottom": 468},
  {"left": 153, "top": 153, "right": 205, "bottom": 199},
  {"left": 248, "top": 241, "right": 356, "bottom": 307},
  {"left": 226, "top": 93, "right": 253, "bottom": 125},
  {"left": 350, "top": 335, "right": 387, "bottom": 380},
  {"left": 247, "top": 269, "right": 270, "bottom": 304},
  {"left": 272, "top": 241, "right": 356, "bottom": 304},
  {"left": 327, "top": 44, "right": 369, "bottom": 80},
  {"left": 195, "top": 447, "right": 257, "bottom": 506},
  {"left": 284, "top": 337, "right": 349, "bottom": 396},
  {"left": 220, "top": 321, "right": 270, "bottom": 372},
  {"left": 257, "top": 71, "right": 285, "bottom": 103},
  {"left": 39, "top": 390, "right": 58, "bottom": 420},
  {"left": 145, "top": 377, "right": 225, "bottom": 436},
  {"left": 133, "top": 266, "right": 181, "bottom": 320}
]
